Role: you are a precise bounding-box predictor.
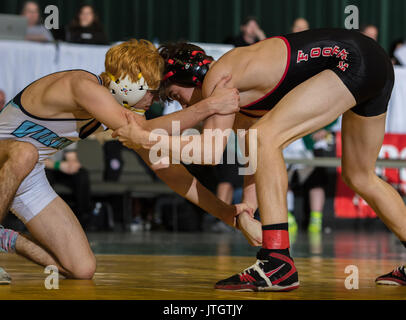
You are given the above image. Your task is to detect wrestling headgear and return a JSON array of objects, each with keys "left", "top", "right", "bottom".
[
  {"left": 162, "top": 50, "right": 212, "bottom": 87},
  {"left": 108, "top": 72, "right": 149, "bottom": 115}
]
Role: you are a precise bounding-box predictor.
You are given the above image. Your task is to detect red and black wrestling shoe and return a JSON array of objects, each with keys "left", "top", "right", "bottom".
[
  {"left": 375, "top": 266, "right": 406, "bottom": 286},
  {"left": 214, "top": 249, "right": 299, "bottom": 292}
]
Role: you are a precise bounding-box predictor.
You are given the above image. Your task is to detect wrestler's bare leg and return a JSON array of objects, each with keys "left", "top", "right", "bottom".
[
  {"left": 251, "top": 70, "right": 356, "bottom": 226},
  {"left": 24, "top": 197, "right": 96, "bottom": 279},
  {"left": 341, "top": 111, "right": 406, "bottom": 241},
  {"left": 0, "top": 140, "right": 38, "bottom": 222}
]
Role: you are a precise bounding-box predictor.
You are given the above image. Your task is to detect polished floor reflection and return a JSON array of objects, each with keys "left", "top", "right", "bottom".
[{"left": 0, "top": 229, "right": 405, "bottom": 300}]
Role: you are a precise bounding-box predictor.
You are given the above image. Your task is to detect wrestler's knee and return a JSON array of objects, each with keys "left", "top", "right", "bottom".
[
  {"left": 67, "top": 254, "right": 97, "bottom": 280},
  {"left": 8, "top": 142, "right": 38, "bottom": 176},
  {"left": 249, "top": 122, "right": 282, "bottom": 152},
  {"left": 341, "top": 165, "right": 375, "bottom": 193}
]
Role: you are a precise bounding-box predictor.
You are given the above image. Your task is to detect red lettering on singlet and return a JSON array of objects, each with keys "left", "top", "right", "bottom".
[
  {"left": 336, "top": 49, "right": 349, "bottom": 61},
  {"left": 332, "top": 46, "right": 340, "bottom": 56},
  {"left": 297, "top": 44, "right": 350, "bottom": 72},
  {"left": 338, "top": 61, "right": 349, "bottom": 71},
  {"left": 310, "top": 47, "right": 321, "bottom": 58},
  {"left": 297, "top": 50, "right": 309, "bottom": 63},
  {"left": 322, "top": 47, "right": 333, "bottom": 57}
]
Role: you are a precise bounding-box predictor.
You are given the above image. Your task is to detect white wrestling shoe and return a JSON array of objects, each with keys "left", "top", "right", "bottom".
[{"left": 0, "top": 267, "right": 11, "bottom": 285}]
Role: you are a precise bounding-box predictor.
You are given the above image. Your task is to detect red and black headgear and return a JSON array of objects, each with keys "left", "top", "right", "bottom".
[{"left": 159, "top": 43, "right": 213, "bottom": 87}]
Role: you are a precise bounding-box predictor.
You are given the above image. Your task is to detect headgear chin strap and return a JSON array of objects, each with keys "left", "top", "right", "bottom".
[
  {"left": 163, "top": 50, "right": 212, "bottom": 87},
  {"left": 108, "top": 72, "right": 149, "bottom": 115}
]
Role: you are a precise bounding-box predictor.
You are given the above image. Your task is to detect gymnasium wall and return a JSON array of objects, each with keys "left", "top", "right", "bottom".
[{"left": 1, "top": 0, "right": 406, "bottom": 51}]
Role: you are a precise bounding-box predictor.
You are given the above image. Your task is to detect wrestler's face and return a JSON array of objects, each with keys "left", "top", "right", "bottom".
[
  {"left": 166, "top": 84, "right": 197, "bottom": 108},
  {"left": 132, "top": 91, "right": 156, "bottom": 111}
]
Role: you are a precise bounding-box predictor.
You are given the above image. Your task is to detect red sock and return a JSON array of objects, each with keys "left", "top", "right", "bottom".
[{"left": 262, "top": 223, "right": 290, "bottom": 255}]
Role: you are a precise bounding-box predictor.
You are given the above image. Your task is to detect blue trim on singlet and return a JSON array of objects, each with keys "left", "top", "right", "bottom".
[
  {"left": 10, "top": 101, "right": 20, "bottom": 109},
  {"left": 11, "top": 69, "right": 102, "bottom": 122}
]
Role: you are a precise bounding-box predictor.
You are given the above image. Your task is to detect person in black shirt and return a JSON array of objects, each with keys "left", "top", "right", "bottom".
[
  {"left": 66, "top": 5, "right": 108, "bottom": 45},
  {"left": 224, "top": 16, "right": 266, "bottom": 47}
]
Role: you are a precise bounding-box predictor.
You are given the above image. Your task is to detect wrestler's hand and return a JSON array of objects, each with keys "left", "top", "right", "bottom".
[
  {"left": 127, "top": 110, "right": 147, "bottom": 128},
  {"left": 209, "top": 75, "right": 240, "bottom": 115},
  {"left": 220, "top": 203, "right": 252, "bottom": 228},
  {"left": 236, "top": 210, "right": 262, "bottom": 247},
  {"left": 112, "top": 113, "right": 149, "bottom": 150}
]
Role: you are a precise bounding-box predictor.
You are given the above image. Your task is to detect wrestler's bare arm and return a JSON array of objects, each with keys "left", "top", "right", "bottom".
[
  {"left": 242, "top": 174, "right": 258, "bottom": 212},
  {"left": 126, "top": 71, "right": 238, "bottom": 163},
  {"left": 71, "top": 76, "right": 135, "bottom": 130},
  {"left": 140, "top": 75, "right": 241, "bottom": 136},
  {"left": 142, "top": 100, "right": 217, "bottom": 134},
  {"left": 135, "top": 147, "right": 250, "bottom": 227}
]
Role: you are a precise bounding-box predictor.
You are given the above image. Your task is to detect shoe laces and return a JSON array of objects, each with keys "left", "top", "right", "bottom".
[
  {"left": 395, "top": 265, "right": 406, "bottom": 275},
  {"left": 239, "top": 260, "right": 265, "bottom": 277}
]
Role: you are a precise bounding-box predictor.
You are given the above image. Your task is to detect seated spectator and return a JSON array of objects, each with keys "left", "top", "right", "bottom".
[
  {"left": 93, "top": 129, "right": 159, "bottom": 231},
  {"left": 66, "top": 5, "right": 108, "bottom": 45},
  {"left": 389, "top": 39, "right": 404, "bottom": 66},
  {"left": 287, "top": 121, "right": 337, "bottom": 236},
  {"left": 0, "top": 90, "right": 6, "bottom": 109},
  {"left": 360, "top": 24, "right": 379, "bottom": 41},
  {"left": 21, "top": 1, "right": 54, "bottom": 42},
  {"left": 292, "top": 18, "right": 310, "bottom": 33},
  {"left": 224, "top": 16, "right": 266, "bottom": 47},
  {"left": 44, "top": 143, "right": 92, "bottom": 227}
]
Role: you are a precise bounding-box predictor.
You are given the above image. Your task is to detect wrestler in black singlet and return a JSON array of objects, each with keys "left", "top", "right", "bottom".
[{"left": 239, "top": 28, "right": 394, "bottom": 118}]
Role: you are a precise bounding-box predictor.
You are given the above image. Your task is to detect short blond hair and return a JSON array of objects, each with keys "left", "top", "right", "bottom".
[{"left": 100, "top": 39, "right": 164, "bottom": 89}]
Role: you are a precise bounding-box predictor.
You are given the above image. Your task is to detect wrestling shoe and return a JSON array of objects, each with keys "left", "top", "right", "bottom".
[
  {"left": 0, "top": 267, "right": 11, "bottom": 285},
  {"left": 214, "top": 249, "right": 299, "bottom": 292},
  {"left": 375, "top": 266, "right": 406, "bottom": 286}
]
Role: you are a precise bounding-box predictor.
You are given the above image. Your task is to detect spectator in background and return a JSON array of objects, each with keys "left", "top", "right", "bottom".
[
  {"left": 302, "top": 121, "right": 337, "bottom": 234},
  {"left": 389, "top": 39, "right": 404, "bottom": 66},
  {"left": 0, "top": 90, "right": 6, "bottom": 109},
  {"left": 21, "top": 1, "right": 54, "bottom": 42},
  {"left": 360, "top": 24, "right": 379, "bottom": 41},
  {"left": 225, "top": 16, "right": 266, "bottom": 47},
  {"left": 286, "top": 121, "right": 337, "bottom": 239},
  {"left": 44, "top": 143, "right": 92, "bottom": 227},
  {"left": 66, "top": 5, "right": 108, "bottom": 45},
  {"left": 291, "top": 18, "right": 309, "bottom": 33}
]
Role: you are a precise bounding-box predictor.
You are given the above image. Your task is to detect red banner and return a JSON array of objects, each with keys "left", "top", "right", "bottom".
[{"left": 334, "top": 132, "right": 406, "bottom": 218}]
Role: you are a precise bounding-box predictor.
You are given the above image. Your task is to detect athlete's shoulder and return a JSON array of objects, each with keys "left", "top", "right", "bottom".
[
  {"left": 66, "top": 70, "right": 101, "bottom": 84},
  {"left": 202, "top": 60, "right": 234, "bottom": 98}
]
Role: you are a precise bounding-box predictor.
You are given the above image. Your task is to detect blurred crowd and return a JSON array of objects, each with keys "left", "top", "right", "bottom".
[
  {"left": 21, "top": 1, "right": 108, "bottom": 44},
  {"left": 1, "top": 1, "right": 404, "bottom": 235}
]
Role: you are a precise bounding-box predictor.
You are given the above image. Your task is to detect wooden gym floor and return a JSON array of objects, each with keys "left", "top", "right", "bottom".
[{"left": 0, "top": 230, "right": 405, "bottom": 300}]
